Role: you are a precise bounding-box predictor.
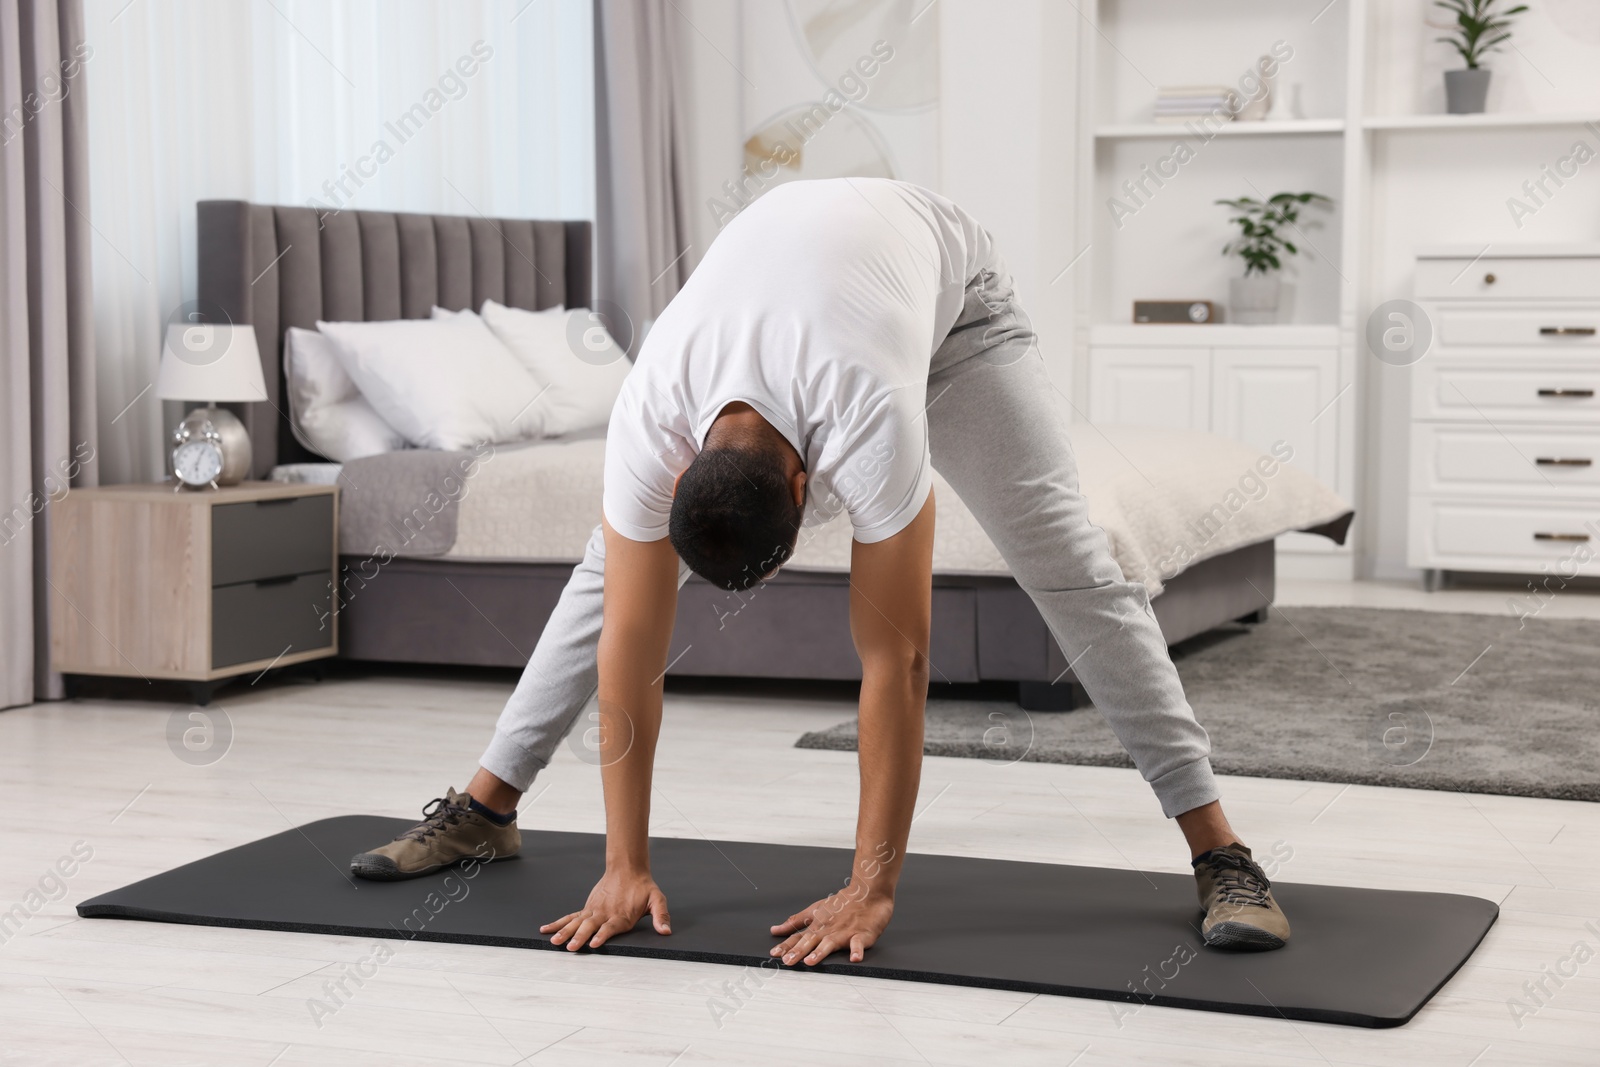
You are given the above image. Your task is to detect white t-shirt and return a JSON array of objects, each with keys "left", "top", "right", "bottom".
[{"left": 603, "top": 178, "right": 993, "bottom": 545}]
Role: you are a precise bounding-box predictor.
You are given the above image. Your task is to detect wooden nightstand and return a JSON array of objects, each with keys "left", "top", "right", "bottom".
[{"left": 49, "top": 481, "right": 338, "bottom": 702}]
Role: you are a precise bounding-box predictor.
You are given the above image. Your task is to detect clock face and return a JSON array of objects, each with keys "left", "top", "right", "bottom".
[{"left": 173, "top": 440, "right": 224, "bottom": 486}]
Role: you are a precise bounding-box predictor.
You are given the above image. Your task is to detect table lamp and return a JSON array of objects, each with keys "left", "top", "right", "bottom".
[{"left": 155, "top": 322, "right": 266, "bottom": 488}]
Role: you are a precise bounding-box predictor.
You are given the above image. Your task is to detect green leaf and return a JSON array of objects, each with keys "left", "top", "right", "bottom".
[{"left": 1218, "top": 189, "right": 1331, "bottom": 265}]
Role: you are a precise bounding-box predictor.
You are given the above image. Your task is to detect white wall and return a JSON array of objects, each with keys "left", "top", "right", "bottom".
[
  {"left": 938, "top": 0, "right": 1078, "bottom": 388},
  {"left": 674, "top": 0, "right": 744, "bottom": 276},
  {"left": 676, "top": 0, "right": 1079, "bottom": 389}
]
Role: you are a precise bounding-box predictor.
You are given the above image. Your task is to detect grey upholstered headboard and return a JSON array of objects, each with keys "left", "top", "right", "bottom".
[{"left": 196, "top": 201, "right": 593, "bottom": 475}]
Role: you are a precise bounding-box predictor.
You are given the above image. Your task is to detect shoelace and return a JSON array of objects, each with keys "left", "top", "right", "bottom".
[
  {"left": 399, "top": 796, "right": 468, "bottom": 843},
  {"left": 1204, "top": 851, "right": 1272, "bottom": 909}
]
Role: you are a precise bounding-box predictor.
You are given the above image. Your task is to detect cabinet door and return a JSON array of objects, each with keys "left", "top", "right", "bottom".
[
  {"left": 1211, "top": 348, "right": 1339, "bottom": 487},
  {"left": 1086, "top": 347, "right": 1209, "bottom": 429}
]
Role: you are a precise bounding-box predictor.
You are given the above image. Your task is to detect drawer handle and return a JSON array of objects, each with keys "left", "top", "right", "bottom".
[
  {"left": 1536, "top": 457, "right": 1594, "bottom": 467},
  {"left": 1534, "top": 532, "right": 1591, "bottom": 542},
  {"left": 1483, "top": 273, "right": 1496, "bottom": 285},
  {"left": 1540, "top": 327, "right": 1597, "bottom": 336},
  {"left": 1538, "top": 388, "right": 1595, "bottom": 398},
  {"left": 255, "top": 497, "right": 300, "bottom": 507},
  {"left": 254, "top": 574, "right": 298, "bottom": 587}
]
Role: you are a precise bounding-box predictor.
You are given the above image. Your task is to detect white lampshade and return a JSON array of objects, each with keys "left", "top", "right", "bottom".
[{"left": 156, "top": 323, "right": 267, "bottom": 402}]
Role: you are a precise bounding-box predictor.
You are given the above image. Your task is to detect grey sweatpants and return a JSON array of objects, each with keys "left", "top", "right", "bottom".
[{"left": 480, "top": 258, "right": 1220, "bottom": 819}]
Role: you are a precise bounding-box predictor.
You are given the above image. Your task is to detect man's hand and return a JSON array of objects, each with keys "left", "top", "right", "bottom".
[
  {"left": 556, "top": 519, "right": 677, "bottom": 952},
  {"left": 769, "top": 885, "right": 894, "bottom": 966},
  {"left": 768, "top": 489, "right": 935, "bottom": 970},
  {"left": 540, "top": 867, "right": 671, "bottom": 951}
]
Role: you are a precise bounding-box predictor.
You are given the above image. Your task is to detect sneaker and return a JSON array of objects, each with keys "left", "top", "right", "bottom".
[
  {"left": 350, "top": 787, "right": 520, "bottom": 881},
  {"left": 1193, "top": 843, "right": 1290, "bottom": 950}
]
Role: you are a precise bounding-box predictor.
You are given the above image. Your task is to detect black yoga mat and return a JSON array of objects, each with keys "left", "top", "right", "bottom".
[{"left": 77, "top": 816, "right": 1496, "bottom": 1028}]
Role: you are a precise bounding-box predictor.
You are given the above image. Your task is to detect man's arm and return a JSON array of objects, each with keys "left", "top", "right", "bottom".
[
  {"left": 771, "top": 489, "right": 935, "bottom": 966},
  {"left": 540, "top": 517, "right": 680, "bottom": 950}
]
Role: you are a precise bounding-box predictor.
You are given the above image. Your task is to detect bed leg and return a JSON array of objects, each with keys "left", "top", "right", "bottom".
[
  {"left": 1018, "top": 680, "right": 1079, "bottom": 712},
  {"left": 1235, "top": 607, "right": 1270, "bottom": 624}
]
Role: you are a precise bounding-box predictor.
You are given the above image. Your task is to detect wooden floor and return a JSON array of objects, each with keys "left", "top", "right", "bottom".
[{"left": 3, "top": 580, "right": 1598, "bottom": 1065}]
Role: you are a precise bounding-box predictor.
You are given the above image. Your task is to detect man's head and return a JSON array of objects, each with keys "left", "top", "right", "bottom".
[{"left": 669, "top": 406, "right": 805, "bottom": 591}]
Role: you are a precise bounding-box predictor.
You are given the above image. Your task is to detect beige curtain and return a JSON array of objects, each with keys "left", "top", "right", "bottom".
[
  {"left": 593, "top": 0, "right": 688, "bottom": 355},
  {"left": 0, "top": 0, "right": 97, "bottom": 710}
]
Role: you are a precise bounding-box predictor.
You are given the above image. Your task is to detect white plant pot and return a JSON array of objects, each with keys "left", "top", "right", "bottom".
[{"left": 1229, "top": 274, "right": 1282, "bottom": 325}]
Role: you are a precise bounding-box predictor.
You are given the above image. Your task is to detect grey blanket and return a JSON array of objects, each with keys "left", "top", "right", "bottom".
[{"left": 336, "top": 445, "right": 496, "bottom": 558}]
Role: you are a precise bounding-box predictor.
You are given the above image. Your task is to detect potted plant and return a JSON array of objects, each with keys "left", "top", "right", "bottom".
[
  {"left": 1215, "top": 192, "right": 1332, "bottom": 324},
  {"left": 1435, "top": 0, "right": 1529, "bottom": 114}
]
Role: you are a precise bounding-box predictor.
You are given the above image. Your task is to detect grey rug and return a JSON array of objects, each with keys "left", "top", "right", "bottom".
[{"left": 796, "top": 607, "right": 1600, "bottom": 802}]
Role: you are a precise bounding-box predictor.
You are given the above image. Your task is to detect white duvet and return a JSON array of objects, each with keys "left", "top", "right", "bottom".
[{"left": 418, "top": 425, "right": 1351, "bottom": 594}]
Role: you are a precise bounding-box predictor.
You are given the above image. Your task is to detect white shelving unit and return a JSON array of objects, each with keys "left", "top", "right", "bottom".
[
  {"left": 1363, "top": 112, "right": 1600, "bottom": 131},
  {"left": 1095, "top": 118, "right": 1347, "bottom": 140},
  {"left": 1070, "top": 1, "right": 1600, "bottom": 581},
  {"left": 1071, "top": 0, "right": 1368, "bottom": 576}
]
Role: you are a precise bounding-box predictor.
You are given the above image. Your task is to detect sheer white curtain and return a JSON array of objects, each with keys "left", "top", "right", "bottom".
[{"left": 84, "top": 0, "right": 594, "bottom": 483}]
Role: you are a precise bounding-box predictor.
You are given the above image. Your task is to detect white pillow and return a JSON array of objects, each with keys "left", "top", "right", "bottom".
[
  {"left": 283, "top": 326, "right": 406, "bottom": 462},
  {"left": 316, "top": 315, "right": 547, "bottom": 451},
  {"left": 479, "top": 299, "right": 631, "bottom": 437},
  {"left": 431, "top": 303, "right": 563, "bottom": 321}
]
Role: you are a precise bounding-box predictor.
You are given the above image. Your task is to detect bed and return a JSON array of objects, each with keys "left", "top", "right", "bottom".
[{"left": 198, "top": 200, "right": 1353, "bottom": 709}]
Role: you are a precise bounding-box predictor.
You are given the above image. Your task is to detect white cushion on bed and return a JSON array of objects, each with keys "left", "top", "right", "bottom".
[
  {"left": 283, "top": 326, "right": 405, "bottom": 462},
  {"left": 431, "top": 304, "right": 564, "bottom": 321},
  {"left": 478, "top": 300, "right": 631, "bottom": 437},
  {"left": 317, "top": 315, "right": 546, "bottom": 451}
]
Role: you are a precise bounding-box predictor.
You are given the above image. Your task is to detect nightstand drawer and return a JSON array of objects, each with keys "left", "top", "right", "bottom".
[
  {"left": 211, "top": 495, "right": 334, "bottom": 586},
  {"left": 212, "top": 573, "right": 335, "bottom": 668}
]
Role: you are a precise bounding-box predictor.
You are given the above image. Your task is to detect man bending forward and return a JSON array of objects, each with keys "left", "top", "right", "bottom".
[{"left": 350, "top": 178, "right": 1291, "bottom": 959}]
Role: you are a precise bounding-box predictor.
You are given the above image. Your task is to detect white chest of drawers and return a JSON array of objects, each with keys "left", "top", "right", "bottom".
[{"left": 1408, "top": 245, "right": 1600, "bottom": 588}]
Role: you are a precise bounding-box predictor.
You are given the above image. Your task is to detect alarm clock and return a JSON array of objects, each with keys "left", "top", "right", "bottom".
[
  {"left": 171, "top": 411, "right": 226, "bottom": 490},
  {"left": 168, "top": 404, "right": 253, "bottom": 490}
]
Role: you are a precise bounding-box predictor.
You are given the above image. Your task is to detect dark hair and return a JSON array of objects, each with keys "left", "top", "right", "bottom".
[{"left": 669, "top": 442, "right": 803, "bottom": 591}]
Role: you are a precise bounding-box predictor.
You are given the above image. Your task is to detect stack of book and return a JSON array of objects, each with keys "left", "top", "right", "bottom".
[{"left": 1152, "top": 86, "right": 1236, "bottom": 124}]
